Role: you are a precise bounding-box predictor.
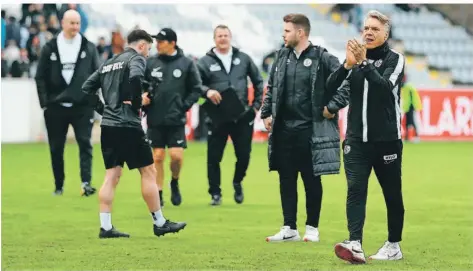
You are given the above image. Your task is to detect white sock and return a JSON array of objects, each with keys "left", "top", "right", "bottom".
[
  {"left": 100, "top": 212, "right": 112, "bottom": 231},
  {"left": 151, "top": 209, "right": 166, "bottom": 227}
]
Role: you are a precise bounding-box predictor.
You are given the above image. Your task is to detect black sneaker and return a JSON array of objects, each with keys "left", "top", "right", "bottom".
[
  {"left": 233, "top": 183, "right": 244, "bottom": 204},
  {"left": 153, "top": 220, "right": 187, "bottom": 237},
  {"left": 81, "top": 183, "right": 97, "bottom": 197},
  {"left": 170, "top": 181, "right": 182, "bottom": 206},
  {"left": 53, "top": 189, "right": 63, "bottom": 196},
  {"left": 99, "top": 227, "right": 130, "bottom": 238},
  {"left": 210, "top": 194, "right": 222, "bottom": 206}
]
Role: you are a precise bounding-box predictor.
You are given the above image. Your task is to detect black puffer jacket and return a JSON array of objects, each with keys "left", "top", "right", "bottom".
[{"left": 261, "top": 44, "right": 349, "bottom": 176}]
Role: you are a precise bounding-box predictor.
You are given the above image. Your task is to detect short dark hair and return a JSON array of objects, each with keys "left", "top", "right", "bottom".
[
  {"left": 283, "top": 13, "right": 311, "bottom": 36},
  {"left": 127, "top": 29, "right": 153, "bottom": 44},
  {"left": 213, "top": 24, "right": 232, "bottom": 38}
]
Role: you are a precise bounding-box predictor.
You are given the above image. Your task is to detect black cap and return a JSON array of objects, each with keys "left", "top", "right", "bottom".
[{"left": 152, "top": 28, "right": 177, "bottom": 43}]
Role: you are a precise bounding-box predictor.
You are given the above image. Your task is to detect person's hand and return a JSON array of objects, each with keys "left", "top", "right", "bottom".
[
  {"left": 263, "top": 116, "right": 273, "bottom": 131},
  {"left": 123, "top": 101, "right": 132, "bottom": 105},
  {"left": 348, "top": 39, "right": 366, "bottom": 63},
  {"left": 142, "top": 92, "right": 151, "bottom": 106},
  {"left": 323, "top": 106, "right": 335, "bottom": 119},
  {"left": 345, "top": 41, "right": 357, "bottom": 69},
  {"left": 206, "top": 89, "right": 222, "bottom": 105}
]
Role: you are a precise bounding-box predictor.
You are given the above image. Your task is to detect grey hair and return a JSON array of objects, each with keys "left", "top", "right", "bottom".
[{"left": 365, "top": 10, "right": 391, "bottom": 33}]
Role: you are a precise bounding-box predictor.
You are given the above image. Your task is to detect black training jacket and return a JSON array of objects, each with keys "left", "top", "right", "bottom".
[
  {"left": 327, "top": 42, "right": 405, "bottom": 142},
  {"left": 82, "top": 48, "right": 146, "bottom": 129},
  {"left": 143, "top": 47, "right": 202, "bottom": 127}
]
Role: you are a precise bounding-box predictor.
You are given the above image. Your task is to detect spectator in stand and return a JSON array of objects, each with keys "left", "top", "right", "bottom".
[
  {"left": 47, "top": 14, "right": 60, "bottom": 35},
  {"left": 10, "top": 48, "right": 30, "bottom": 78},
  {"left": 1, "top": 10, "right": 6, "bottom": 49}
]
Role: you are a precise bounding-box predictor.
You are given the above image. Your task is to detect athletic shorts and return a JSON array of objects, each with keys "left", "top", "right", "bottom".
[
  {"left": 101, "top": 126, "right": 154, "bottom": 170},
  {"left": 147, "top": 125, "right": 187, "bottom": 149}
]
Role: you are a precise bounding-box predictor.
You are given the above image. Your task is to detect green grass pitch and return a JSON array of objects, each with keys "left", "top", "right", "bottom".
[{"left": 2, "top": 141, "right": 472, "bottom": 270}]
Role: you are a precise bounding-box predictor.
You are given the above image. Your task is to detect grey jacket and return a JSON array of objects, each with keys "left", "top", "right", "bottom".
[{"left": 260, "top": 45, "right": 349, "bottom": 176}]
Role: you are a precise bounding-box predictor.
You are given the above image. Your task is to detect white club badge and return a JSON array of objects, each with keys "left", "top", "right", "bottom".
[
  {"left": 233, "top": 57, "right": 241, "bottom": 65},
  {"left": 374, "top": 59, "right": 383, "bottom": 67},
  {"left": 50, "top": 52, "right": 57, "bottom": 61},
  {"left": 303, "top": 58, "right": 312, "bottom": 67},
  {"left": 80, "top": 51, "right": 86, "bottom": 59},
  {"left": 173, "top": 69, "right": 182, "bottom": 78}
]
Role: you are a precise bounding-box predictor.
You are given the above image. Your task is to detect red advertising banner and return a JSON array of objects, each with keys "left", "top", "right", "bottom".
[{"left": 152, "top": 88, "right": 473, "bottom": 142}]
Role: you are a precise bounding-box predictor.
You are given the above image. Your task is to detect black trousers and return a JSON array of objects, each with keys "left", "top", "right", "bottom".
[
  {"left": 44, "top": 105, "right": 94, "bottom": 190},
  {"left": 207, "top": 112, "right": 255, "bottom": 196},
  {"left": 343, "top": 139, "right": 405, "bottom": 243},
  {"left": 404, "top": 108, "right": 418, "bottom": 139},
  {"left": 275, "top": 127, "right": 322, "bottom": 230}
]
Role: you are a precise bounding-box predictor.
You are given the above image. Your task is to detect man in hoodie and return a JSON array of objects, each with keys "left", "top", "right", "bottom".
[
  {"left": 197, "top": 24, "right": 264, "bottom": 206},
  {"left": 142, "top": 28, "right": 202, "bottom": 207},
  {"left": 35, "top": 9, "right": 99, "bottom": 196}
]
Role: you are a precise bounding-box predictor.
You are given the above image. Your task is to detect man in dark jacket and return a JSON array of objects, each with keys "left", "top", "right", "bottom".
[
  {"left": 142, "top": 28, "right": 202, "bottom": 207},
  {"left": 35, "top": 9, "right": 98, "bottom": 196},
  {"left": 260, "top": 13, "right": 349, "bottom": 243},
  {"left": 332, "top": 10, "right": 405, "bottom": 264},
  {"left": 197, "top": 25, "right": 264, "bottom": 206},
  {"left": 81, "top": 29, "right": 187, "bottom": 239}
]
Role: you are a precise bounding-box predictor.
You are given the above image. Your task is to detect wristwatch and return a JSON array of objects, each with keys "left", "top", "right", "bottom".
[{"left": 360, "top": 60, "right": 368, "bottom": 68}]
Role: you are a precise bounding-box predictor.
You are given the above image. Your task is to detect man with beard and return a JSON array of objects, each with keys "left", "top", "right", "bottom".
[
  {"left": 331, "top": 10, "right": 405, "bottom": 264},
  {"left": 197, "top": 25, "right": 264, "bottom": 206},
  {"left": 142, "top": 28, "right": 202, "bottom": 207},
  {"left": 260, "top": 13, "right": 349, "bottom": 242}
]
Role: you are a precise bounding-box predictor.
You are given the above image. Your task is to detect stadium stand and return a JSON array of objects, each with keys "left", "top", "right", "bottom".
[{"left": 2, "top": 3, "right": 472, "bottom": 87}]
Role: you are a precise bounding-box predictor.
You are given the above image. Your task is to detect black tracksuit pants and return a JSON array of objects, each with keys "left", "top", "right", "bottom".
[
  {"left": 343, "top": 139, "right": 405, "bottom": 243},
  {"left": 44, "top": 105, "right": 94, "bottom": 190},
  {"left": 275, "top": 127, "right": 322, "bottom": 230},
  {"left": 207, "top": 114, "right": 254, "bottom": 196}
]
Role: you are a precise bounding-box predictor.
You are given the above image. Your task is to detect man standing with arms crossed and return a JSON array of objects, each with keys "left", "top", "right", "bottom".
[
  {"left": 330, "top": 10, "right": 406, "bottom": 264},
  {"left": 82, "top": 29, "right": 187, "bottom": 238},
  {"left": 142, "top": 28, "right": 202, "bottom": 207},
  {"left": 35, "top": 9, "right": 99, "bottom": 196},
  {"left": 260, "top": 13, "right": 349, "bottom": 242},
  {"left": 197, "top": 25, "right": 264, "bottom": 206}
]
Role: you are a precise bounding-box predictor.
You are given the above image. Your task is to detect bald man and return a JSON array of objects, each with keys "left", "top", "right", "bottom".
[{"left": 35, "top": 9, "right": 101, "bottom": 196}]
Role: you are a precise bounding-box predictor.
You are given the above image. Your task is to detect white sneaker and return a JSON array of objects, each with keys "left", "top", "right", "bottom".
[
  {"left": 334, "top": 240, "right": 366, "bottom": 264},
  {"left": 369, "top": 241, "right": 403, "bottom": 260},
  {"left": 266, "top": 226, "right": 301, "bottom": 242},
  {"left": 302, "top": 225, "right": 320, "bottom": 242}
]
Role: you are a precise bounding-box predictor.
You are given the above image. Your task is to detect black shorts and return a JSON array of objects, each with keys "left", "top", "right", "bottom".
[
  {"left": 101, "top": 126, "right": 154, "bottom": 170},
  {"left": 147, "top": 125, "right": 187, "bottom": 149}
]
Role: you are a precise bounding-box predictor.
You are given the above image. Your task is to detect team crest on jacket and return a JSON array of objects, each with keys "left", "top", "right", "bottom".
[
  {"left": 173, "top": 69, "right": 182, "bottom": 78},
  {"left": 374, "top": 59, "right": 382, "bottom": 67},
  {"left": 80, "top": 51, "right": 86, "bottom": 59},
  {"left": 233, "top": 57, "right": 240, "bottom": 65},
  {"left": 344, "top": 145, "right": 351, "bottom": 154},
  {"left": 303, "top": 58, "right": 312, "bottom": 67},
  {"left": 151, "top": 67, "right": 162, "bottom": 78},
  {"left": 50, "top": 52, "right": 57, "bottom": 61}
]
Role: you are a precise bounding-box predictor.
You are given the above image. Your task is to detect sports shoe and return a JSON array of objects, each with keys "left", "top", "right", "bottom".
[
  {"left": 233, "top": 183, "right": 244, "bottom": 204},
  {"left": 170, "top": 181, "right": 182, "bottom": 206},
  {"left": 99, "top": 227, "right": 130, "bottom": 238},
  {"left": 81, "top": 182, "right": 96, "bottom": 197},
  {"left": 266, "top": 226, "right": 301, "bottom": 242},
  {"left": 53, "top": 189, "right": 63, "bottom": 196},
  {"left": 334, "top": 240, "right": 366, "bottom": 264},
  {"left": 210, "top": 194, "right": 222, "bottom": 206},
  {"left": 153, "top": 220, "right": 187, "bottom": 237},
  {"left": 369, "top": 241, "right": 403, "bottom": 260},
  {"left": 302, "top": 225, "right": 320, "bottom": 242}
]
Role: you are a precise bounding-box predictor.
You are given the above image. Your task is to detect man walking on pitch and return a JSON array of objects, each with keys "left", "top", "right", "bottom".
[
  {"left": 35, "top": 9, "right": 99, "bottom": 196},
  {"left": 329, "top": 10, "right": 406, "bottom": 263},
  {"left": 82, "top": 29, "right": 187, "bottom": 238},
  {"left": 260, "top": 13, "right": 349, "bottom": 242},
  {"left": 142, "top": 28, "right": 202, "bottom": 207},
  {"left": 197, "top": 25, "right": 264, "bottom": 206}
]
